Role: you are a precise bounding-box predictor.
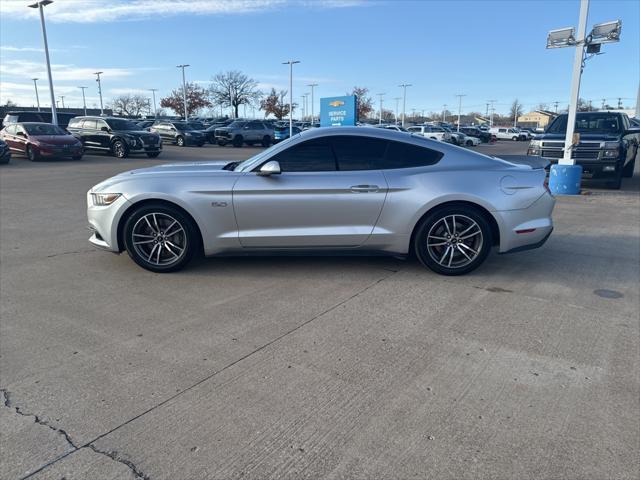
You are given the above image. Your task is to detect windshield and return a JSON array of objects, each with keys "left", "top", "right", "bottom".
[
  {"left": 228, "top": 121, "right": 247, "bottom": 129},
  {"left": 188, "top": 122, "right": 204, "bottom": 129},
  {"left": 106, "top": 119, "right": 139, "bottom": 130},
  {"left": 173, "top": 122, "right": 193, "bottom": 131},
  {"left": 23, "top": 124, "right": 66, "bottom": 135},
  {"left": 547, "top": 113, "right": 623, "bottom": 134}
]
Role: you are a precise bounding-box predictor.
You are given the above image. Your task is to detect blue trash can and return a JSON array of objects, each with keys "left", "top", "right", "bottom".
[{"left": 549, "top": 164, "right": 582, "bottom": 195}]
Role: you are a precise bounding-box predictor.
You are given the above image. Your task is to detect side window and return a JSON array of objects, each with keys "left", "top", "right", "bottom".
[
  {"left": 499, "top": 128, "right": 506, "bottom": 133},
  {"left": 332, "top": 135, "right": 387, "bottom": 171},
  {"left": 267, "top": 139, "right": 336, "bottom": 172},
  {"left": 68, "top": 118, "right": 82, "bottom": 128},
  {"left": 96, "top": 120, "right": 109, "bottom": 131},
  {"left": 249, "top": 121, "right": 263, "bottom": 130},
  {"left": 4, "top": 124, "right": 17, "bottom": 135},
  {"left": 382, "top": 140, "right": 443, "bottom": 169},
  {"left": 82, "top": 119, "right": 97, "bottom": 129},
  {"left": 407, "top": 127, "right": 419, "bottom": 133}
]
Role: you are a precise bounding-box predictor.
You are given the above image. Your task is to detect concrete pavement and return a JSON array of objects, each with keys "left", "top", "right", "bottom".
[{"left": 1, "top": 142, "right": 638, "bottom": 479}]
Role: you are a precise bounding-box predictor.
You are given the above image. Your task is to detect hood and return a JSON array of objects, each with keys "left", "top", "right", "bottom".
[
  {"left": 91, "top": 161, "right": 236, "bottom": 192},
  {"left": 128, "top": 161, "right": 233, "bottom": 175},
  {"left": 113, "top": 129, "right": 160, "bottom": 137},
  {"left": 32, "top": 135, "right": 80, "bottom": 145},
  {"left": 535, "top": 132, "right": 621, "bottom": 141}
]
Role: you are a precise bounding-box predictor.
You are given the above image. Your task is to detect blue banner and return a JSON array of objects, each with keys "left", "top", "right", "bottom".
[{"left": 320, "top": 95, "right": 358, "bottom": 127}]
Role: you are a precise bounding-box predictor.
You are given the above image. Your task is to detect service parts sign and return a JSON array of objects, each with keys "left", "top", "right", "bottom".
[{"left": 320, "top": 95, "right": 358, "bottom": 127}]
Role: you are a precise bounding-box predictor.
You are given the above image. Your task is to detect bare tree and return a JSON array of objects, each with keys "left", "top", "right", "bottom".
[
  {"left": 347, "top": 86, "right": 373, "bottom": 120},
  {"left": 509, "top": 99, "right": 524, "bottom": 124},
  {"left": 210, "top": 70, "right": 261, "bottom": 118},
  {"left": 160, "top": 83, "right": 211, "bottom": 117},
  {"left": 108, "top": 94, "right": 151, "bottom": 117}
]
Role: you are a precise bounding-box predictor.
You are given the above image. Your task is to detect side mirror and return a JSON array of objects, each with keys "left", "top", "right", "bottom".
[
  {"left": 101, "top": 126, "right": 110, "bottom": 132},
  {"left": 257, "top": 160, "right": 281, "bottom": 176},
  {"left": 16, "top": 131, "right": 26, "bottom": 137}
]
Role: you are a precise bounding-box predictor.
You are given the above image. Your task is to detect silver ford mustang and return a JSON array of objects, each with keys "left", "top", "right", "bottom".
[{"left": 87, "top": 127, "right": 555, "bottom": 275}]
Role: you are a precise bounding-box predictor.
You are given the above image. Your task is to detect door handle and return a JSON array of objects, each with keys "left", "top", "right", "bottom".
[{"left": 350, "top": 185, "right": 379, "bottom": 193}]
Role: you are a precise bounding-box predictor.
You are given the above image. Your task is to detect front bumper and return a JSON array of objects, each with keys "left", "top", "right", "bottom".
[
  {"left": 38, "top": 146, "right": 83, "bottom": 157},
  {"left": 87, "top": 191, "right": 132, "bottom": 252},
  {"left": 0, "top": 149, "right": 11, "bottom": 163},
  {"left": 531, "top": 154, "right": 621, "bottom": 179}
]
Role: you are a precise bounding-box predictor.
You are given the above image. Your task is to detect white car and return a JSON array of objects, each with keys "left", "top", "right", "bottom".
[
  {"left": 407, "top": 125, "right": 451, "bottom": 142},
  {"left": 461, "top": 135, "right": 481, "bottom": 146},
  {"left": 489, "top": 127, "right": 525, "bottom": 141}
]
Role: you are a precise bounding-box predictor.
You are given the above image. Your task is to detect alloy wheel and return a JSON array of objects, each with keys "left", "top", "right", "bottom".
[
  {"left": 131, "top": 212, "right": 187, "bottom": 267},
  {"left": 426, "top": 214, "right": 483, "bottom": 269},
  {"left": 113, "top": 141, "right": 126, "bottom": 158}
]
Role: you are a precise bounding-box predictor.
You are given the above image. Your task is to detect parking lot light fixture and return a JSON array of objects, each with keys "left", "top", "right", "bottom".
[
  {"left": 176, "top": 64, "right": 190, "bottom": 120},
  {"left": 393, "top": 97, "right": 401, "bottom": 125},
  {"left": 28, "top": 0, "right": 57, "bottom": 125},
  {"left": 94, "top": 72, "right": 104, "bottom": 115},
  {"left": 398, "top": 84, "right": 411, "bottom": 127},
  {"left": 488, "top": 100, "right": 496, "bottom": 126},
  {"left": 59, "top": 95, "right": 65, "bottom": 109},
  {"left": 149, "top": 88, "right": 158, "bottom": 118},
  {"left": 78, "top": 86, "right": 87, "bottom": 115},
  {"left": 455, "top": 94, "right": 466, "bottom": 132},
  {"left": 442, "top": 104, "right": 447, "bottom": 122},
  {"left": 282, "top": 60, "right": 300, "bottom": 137},
  {"left": 32, "top": 78, "right": 40, "bottom": 111},
  {"left": 307, "top": 83, "right": 318, "bottom": 124},
  {"left": 377, "top": 93, "right": 385, "bottom": 124}
]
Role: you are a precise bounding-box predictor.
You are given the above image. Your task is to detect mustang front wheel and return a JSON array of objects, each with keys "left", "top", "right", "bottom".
[
  {"left": 414, "top": 206, "right": 492, "bottom": 275},
  {"left": 123, "top": 203, "right": 199, "bottom": 272}
]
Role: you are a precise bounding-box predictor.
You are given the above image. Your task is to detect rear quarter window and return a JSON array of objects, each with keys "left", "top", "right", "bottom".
[
  {"left": 68, "top": 118, "right": 83, "bottom": 128},
  {"left": 332, "top": 135, "right": 387, "bottom": 171},
  {"left": 383, "top": 140, "right": 443, "bottom": 169}
]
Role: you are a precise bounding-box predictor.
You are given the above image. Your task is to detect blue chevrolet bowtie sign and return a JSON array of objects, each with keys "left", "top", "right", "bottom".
[{"left": 320, "top": 95, "right": 358, "bottom": 127}]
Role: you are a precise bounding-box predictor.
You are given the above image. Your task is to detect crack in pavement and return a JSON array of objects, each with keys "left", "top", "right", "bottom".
[
  {"left": 87, "top": 445, "right": 150, "bottom": 480},
  {"left": 1, "top": 389, "right": 77, "bottom": 450},
  {"left": 5, "top": 269, "right": 399, "bottom": 480},
  {"left": 2, "top": 388, "right": 150, "bottom": 480}
]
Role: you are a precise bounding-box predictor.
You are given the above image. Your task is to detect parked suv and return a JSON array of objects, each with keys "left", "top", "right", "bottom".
[
  {"left": 3, "top": 111, "right": 78, "bottom": 129},
  {"left": 460, "top": 126, "right": 492, "bottom": 143},
  {"left": 406, "top": 125, "right": 452, "bottom": 142},
  {"left": 0, "top": 138, "right": 11, "bottom": 164},
  {"left": 150, "top": 120, "right": 206, "bottom": 147},
  {"left": 67, "top": 117, "right": 161, "bottom": 158},
  {"left": 214, "top": 120, "right": 274, "bottom": 147},
  {"left": 489, "top": 127, "right": 526, "bottom": 141},
  {"left": 527, "top": 112, "right": 639, "bottom": 189}
]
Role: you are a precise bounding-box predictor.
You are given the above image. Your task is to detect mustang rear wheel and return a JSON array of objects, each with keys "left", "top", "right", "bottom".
[
  {"left": 123, "top": 203, "right": 199, "bottom": 272},
  {"left": 414, "top": 206, "right": 492, "bottom": 275}
]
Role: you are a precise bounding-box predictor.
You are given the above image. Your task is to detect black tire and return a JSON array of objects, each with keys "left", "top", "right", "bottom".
[
  {"left": 123, "top": 203, "right": 200, "bottom": 273},
  {"left": 176, "top": 136, "right": 185, "bottom": 147},
  {"left": 414, "top": 205, "right": 492, "bottom": 276},
  {"left": 512, "top": 136, "right": 519, "bottom": 141},
  {"left": 0, "top": 155, "right": 10, "bottom": 165},
  {"left": 608, "top": 168, "right": 623, "bottom": 189},
  {"left": 71, "top": 155, "right": 83, "bottom": 160},
  {"left": 146, "top": 152, "right": 161, "bottom": 158},
  {"left": 112, "top": 140, "right": 129, "bottom": 158},
  {"left": 622, "top": 157, "right": 636, "bottom": 178},
  {"left": 197, "top": 142, "right": 204, "bottom": 147},
  {"left": 465, "top": 140, "right": 473, "bottom": 147},
  {"left": 232, "top": 135, "right": 243, "bottom": 148},
  {"left": 217, "top": 140, "right": 227, "bottom": 147},
  {"left": 26, "top": 145, "right": 39, "bottom": 161},
  {"left": 261, "top": 135, "right": 272, "bottom": 147}
]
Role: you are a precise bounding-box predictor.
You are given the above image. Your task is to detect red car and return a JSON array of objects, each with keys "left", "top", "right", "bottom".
[{"left": 0, "top": 122, "right": 83, "bottom": 161}]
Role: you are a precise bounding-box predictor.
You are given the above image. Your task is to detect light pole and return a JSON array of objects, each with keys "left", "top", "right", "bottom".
[
  {"left": 176, "top": 64, "right": 190, "bottom": 120},
  {"left": 442, "top": 104, "right": 447, "bottom": 122},
  {"left": 398, "top": 83, "right": 411, "bottom": 127},
  {"left": 32, "top": 78, "right": 41, "bottom": 111},
  {"left": 513, "top": 99, "right": 519, "bottom": 127},
  {"left": 488, "top": 100, "right": 496, "bottom": 126},
  {"left": 377, "top": 93, "right": 385, "bottom": 124},
  {"left": 28, "top": 0, "right": 57, "bottom": 126},
  {"left": 545, "top": 0, "right": 621, "bottom": 194},
  {"left": 59, "top": 95, "right": 65, "bottom": 109},
  {"left": 283, "top": 60, "right": 300, "bottom": 137},
  {"left": 94, "top": 71, "right": 104, "bottom": 115},
  {"left": 455, "top": 94, "right": 466, "bottom": 131},
  {"left": 393, "top": 97, "right": 400, "bottom": 124},
  {"left": 78, "top": 86, "right": 87, "bottom": 115},
  {"left": 307, "top": 83, "right": 318, "bottom": 124},
  {"left": 149, "top": 88, "right": 158, "bottom": 118}
]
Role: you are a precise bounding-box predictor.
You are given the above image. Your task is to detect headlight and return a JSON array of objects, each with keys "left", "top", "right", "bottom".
[
  {"left": 184, "top": 132, "right": 193, "bottom": 136},
  {"left": 91, "top": 193, "right": 121, "bottom": 206}
]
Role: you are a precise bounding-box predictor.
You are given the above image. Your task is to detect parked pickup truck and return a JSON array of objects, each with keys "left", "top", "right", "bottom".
[{"left": 527, "top": 111, "right": 639, "bottom": 189}]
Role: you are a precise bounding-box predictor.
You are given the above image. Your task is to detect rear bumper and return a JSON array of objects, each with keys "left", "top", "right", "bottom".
[
  {"left": 495, "top": 192, "right": 555, "bottom": 254},
  {"left": 499, "top": 228, "right": 553, "bottom": 254}
]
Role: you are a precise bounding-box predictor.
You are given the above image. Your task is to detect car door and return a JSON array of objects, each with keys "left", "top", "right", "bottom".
[
  {"left": 14, "top": 125, "right": 29, "bottom": 154},
  {"left": 80, "top": 119, "right": 99, "bottom": 148},
  {"left": 232, "top": 136, "right": 388, "bottom": 248},
  {"left": 95, "top": 119, "right": 112, "bottom": 149},
  {"left": 2, "top": 125, "right": 21, "bottom": 153},
  {"left": 249, "top": 121, "right": 263, "bottom": 142}
]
